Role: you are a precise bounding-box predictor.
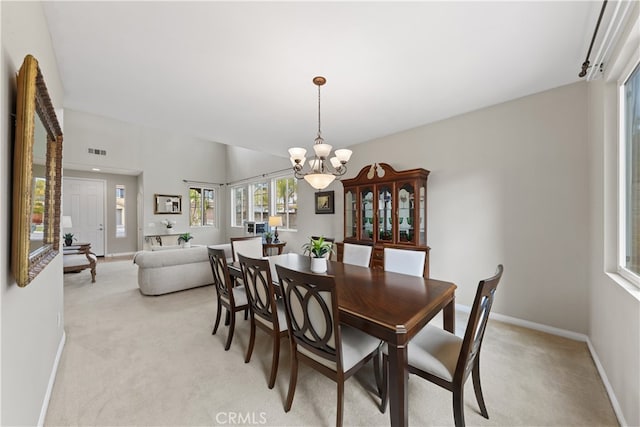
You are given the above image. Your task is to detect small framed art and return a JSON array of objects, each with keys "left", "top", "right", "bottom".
[{"left": 315, "top": 191, "right": 334, "bottom": 214}]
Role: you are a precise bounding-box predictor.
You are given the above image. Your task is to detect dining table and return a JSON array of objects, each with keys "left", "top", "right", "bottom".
[{"left": 228, "top": 253, "right": 457, "bottom": 427}]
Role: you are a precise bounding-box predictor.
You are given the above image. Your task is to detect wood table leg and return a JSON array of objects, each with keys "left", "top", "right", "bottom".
[
  {"left": 387, "top": 342, "right": 408, "bottom": 427},
  {"left": 443, "top": 296, "right": 455, "bottom": 333}
]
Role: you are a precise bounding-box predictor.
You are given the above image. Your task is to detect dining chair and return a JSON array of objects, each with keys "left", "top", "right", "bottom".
[
  {"left": 341, "top": 243, "right": 372, "bottom": 267},
  {"left": 311, "top": 236, "right": 335, "bottom": 260},
  {"left": 275, "top": 264, "right": 382, "bottom": 427},
  {"left": 238, "top": 254, "right": 288, "bottom": 389},
  {"left": 380, "top": 265, "right": 504, "bottom": 427},
  {"left": 383, "top": 246, "right": 428, "bottom": 277},
  {"left": 230, "top": 236, "right": 264, "bottom": 262},
  {"left": 208, "top": 247, "right": 249, "bottom": 351}
]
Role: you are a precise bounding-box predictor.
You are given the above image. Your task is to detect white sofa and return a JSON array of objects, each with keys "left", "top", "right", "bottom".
[{"left": 133, "top": 244, "right": 232, "bottom": 296}]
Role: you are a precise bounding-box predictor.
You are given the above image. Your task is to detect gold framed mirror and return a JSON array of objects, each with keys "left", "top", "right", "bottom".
[{"left": 12, "top": 55, "right": 63, "bottom": 287}]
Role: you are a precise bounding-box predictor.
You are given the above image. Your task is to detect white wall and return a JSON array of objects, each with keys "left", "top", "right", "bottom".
[
  {"left": 587, "top": 4, "right": 640, "bottom": 425},
  {"left": 62, "top": 109, "right": 229, "bottom": 248},
  {"left": 1, "top": 2, "right": 65, "bottom": 425},
  {"left": 340, "top": 82, "right": 589, "bottom": 333}
]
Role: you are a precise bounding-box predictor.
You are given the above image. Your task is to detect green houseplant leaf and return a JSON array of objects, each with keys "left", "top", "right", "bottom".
[
  {"left": 178, "top": 233, "right": 193, "bottom": 243},
  {"left": 302, "top": 236, "right": 334, "bottom": 258}
]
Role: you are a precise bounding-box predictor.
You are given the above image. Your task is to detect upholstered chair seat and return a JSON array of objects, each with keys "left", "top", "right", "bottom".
[
  {"left": 297, "top": 324, "right": 382, "bottom": 372},
  {"left": 221, "top": 286, "right": 248, "bottom": 307}
]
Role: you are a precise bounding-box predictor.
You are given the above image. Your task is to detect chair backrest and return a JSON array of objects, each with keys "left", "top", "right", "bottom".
[
  {"left": 342, "top": 243, "right": 372, "bottom": 267},
  {"left": 275, "top": 264, "right": 342, "bottom": 371},
  {"left": 230, "top": 236, "right": 263, "bottom": 262},
  {"left": 238, "top": 254, "right": 280, "bottom": 329},
  {"left": 455, "top": 264, "right": 504, "bottom": 383},
  {"left": 383, "top": 247, "right": 427, "bottom": 277},
  {"left": 208, "top": 247, "right": 235, "bottom": 303},
  {"left": 310, "top": 236, "right": 335, "bottom": 260}
]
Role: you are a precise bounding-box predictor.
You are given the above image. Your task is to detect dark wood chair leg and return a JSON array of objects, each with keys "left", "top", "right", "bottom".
[
  {"left": 336, "top": 380, "right": 344, "bottom": 427},
  {"left": 472, "top": 357, "right": 488, "bottom": 418},
  {"left": 244, "top": 316, "right": 256, "bottom": 363},
  {"left": 212, "top": 301, "right": 222, "bottom": 335},
  {"left": 379, "top": 353, "right": 389, "bottom": 413},
  {"left": 224, "top": 311, "right": 235, "bottom": 351},
  {"left": 373, "top": 349, "right": 383, "bottom": 396},
  {"left": 224, "top": 309, "right": 230, "bottom": 326},
  {"left": 285, "top": 352, "right": 298, "bottom": 412},
  {"left": 453, "top": 385, "right": 465, "bottom": 427},
  {"left": 268, "top": 332, "right": 280, "bottom": 389}
]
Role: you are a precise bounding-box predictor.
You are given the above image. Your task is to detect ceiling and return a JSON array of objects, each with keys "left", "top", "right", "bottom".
[{"left": 43, "top": 1, "right": 601, "bottom": 158}]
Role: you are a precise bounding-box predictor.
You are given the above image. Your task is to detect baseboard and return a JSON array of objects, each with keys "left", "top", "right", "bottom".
[
  {"left": 585, "top": 338, "right": 628, "bottom": 426},
  {"left": 38, "top": 331, "right": 66, "bottom": 427},
  {"left": 456, "top": 304, "right": 627, "bottom": 426}
]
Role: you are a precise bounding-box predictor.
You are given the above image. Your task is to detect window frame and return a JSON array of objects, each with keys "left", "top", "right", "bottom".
[
  {"left": 617, "top": 54, "right": 640, "bottom": 288},
  {"left": 189, "top": 186, "right": 217, "bottom": 228},
  {"left": 115, "top": 184, "right": 126, "bottom": 238},
  {"left": 230, "top": 173, "right": 298, "bottom": 231}
]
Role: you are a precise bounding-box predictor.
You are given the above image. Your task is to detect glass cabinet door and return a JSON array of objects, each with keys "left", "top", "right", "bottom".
[
  {"left": 345, "top": 190, "right": 357, "bottom": 239},
  {"left": 419, "top": 185, "right": 426, "bottom": 245},
  {"left": 361, "top": 187, "right": 374, "bottom": 241},
  {"left": 378, "top": 184, "right": 393, "bottom": 242},
  {"left": 398, "top": 182, "right": 415, "bottom": 244}
]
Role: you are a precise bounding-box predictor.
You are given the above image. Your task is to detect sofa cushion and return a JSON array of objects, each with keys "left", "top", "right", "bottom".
[{"left": 134, "top": 246, "right": 208, "bottom": 268}]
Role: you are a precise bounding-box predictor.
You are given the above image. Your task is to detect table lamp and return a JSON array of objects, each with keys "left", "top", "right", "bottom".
[{"left": 268, "top": 216, "right": 283, "bottom": 243}]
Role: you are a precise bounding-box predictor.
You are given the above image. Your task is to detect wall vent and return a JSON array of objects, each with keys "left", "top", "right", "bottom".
[{"left": 87, "top": 148, "right": 107, "bottom": 156}]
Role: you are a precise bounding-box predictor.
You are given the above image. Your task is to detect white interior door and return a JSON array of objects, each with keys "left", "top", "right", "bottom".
[{"left": 63, "top": 177, "right": 106, "bottom": 256}]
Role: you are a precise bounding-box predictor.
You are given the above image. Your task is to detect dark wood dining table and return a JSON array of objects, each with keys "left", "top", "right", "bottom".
[{"left": 228, "top": 253, "right": 457, "bottom": 427}]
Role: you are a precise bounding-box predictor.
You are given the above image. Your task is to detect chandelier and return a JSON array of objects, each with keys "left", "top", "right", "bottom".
[{"left": 288, "top": 76, "right": 352, "bottom": 190}]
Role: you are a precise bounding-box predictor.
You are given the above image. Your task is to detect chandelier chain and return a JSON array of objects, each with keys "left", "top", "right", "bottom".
[{"left": 317, "top": 82, "right": 322, "bottom": 141}]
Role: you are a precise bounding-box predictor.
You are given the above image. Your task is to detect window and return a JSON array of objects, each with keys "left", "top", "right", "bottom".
[
  {"left": 190, "top": 186, "right": 217, "bottom": 227},
  {"left": 275, "top": 177, "right": 298, "bottom": 230},
  {"left": 115, "top": 184, "right": 126, "bottom": 237},
  {"left": 231, "top": 175, "right": 298, "bottom": 230},
  {"left": 232, "top": 186, "right": 248, "bottom": 227},
  {"left": 253, "top": 182, "right": 269, "bottom": 223},
  {"left": 620, "top": 61, "right": 640, "bottom": 286}
]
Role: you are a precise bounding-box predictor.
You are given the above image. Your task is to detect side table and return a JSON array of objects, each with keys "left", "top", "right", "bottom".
[{"left": 262, "top": 242, "right": 286, "bottom": 257}]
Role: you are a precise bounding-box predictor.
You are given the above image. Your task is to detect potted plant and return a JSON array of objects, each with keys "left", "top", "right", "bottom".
[
  {"left": 264, "top": 231, "right": 274, "bottom": 244},
  {"left": 302, "top": 236, "right": 334, "bottom": 273},
  {"left": 63, "top": 233, "right": 75, "bottom": 247},
  {"left": 178, "top": 232, "right": 193, "bottom": 248}
]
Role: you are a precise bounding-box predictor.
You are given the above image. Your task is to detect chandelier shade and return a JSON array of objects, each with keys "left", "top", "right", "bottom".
[{"left": 288, "top": 76, "right": 352, "bottom": 190}]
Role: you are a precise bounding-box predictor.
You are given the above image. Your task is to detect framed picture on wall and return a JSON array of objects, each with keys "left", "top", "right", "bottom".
[
  {"left": 154, "top": 194, "right": 182, "bottom": 214},
  {"left": 315, "top": 191, "right": 334, "bottom": 214}
]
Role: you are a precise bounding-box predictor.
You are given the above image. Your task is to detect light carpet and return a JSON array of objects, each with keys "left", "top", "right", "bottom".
[{"left": 45, "top": 260, "right": 618, "bottom": 426}]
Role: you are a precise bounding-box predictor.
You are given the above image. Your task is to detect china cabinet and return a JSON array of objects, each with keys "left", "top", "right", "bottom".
[{"left": 338, "top": 163, "right": 430, "bottom": 274}]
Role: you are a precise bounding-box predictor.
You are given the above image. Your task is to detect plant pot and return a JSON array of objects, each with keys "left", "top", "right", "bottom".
[
  {"left": 265, "top": 237, "right": 273, "bottom": 244},
  {"left": 64, "top": 239, "right": 73, "bottom": 247},
  {"left": 182, "top": 241, "right": 191, "bottom": 248},
  {"left": 310, "top": 257, "right": 327, "bottom": 274}
]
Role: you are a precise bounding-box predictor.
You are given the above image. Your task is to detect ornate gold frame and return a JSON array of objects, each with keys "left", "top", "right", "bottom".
[{"left": 12, "top": 55, "right": 63, "bottom": 287}]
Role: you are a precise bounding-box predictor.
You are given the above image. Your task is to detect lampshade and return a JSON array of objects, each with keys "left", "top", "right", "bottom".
[
  {"left": 304, "top": 173, "right": 336, "bottom": 190},
  {"left": 61, "top": 216, "right": 73, "bottom": 228},
  {"left": 268, "top": 216, "right": 283, "bottom": 227}
]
